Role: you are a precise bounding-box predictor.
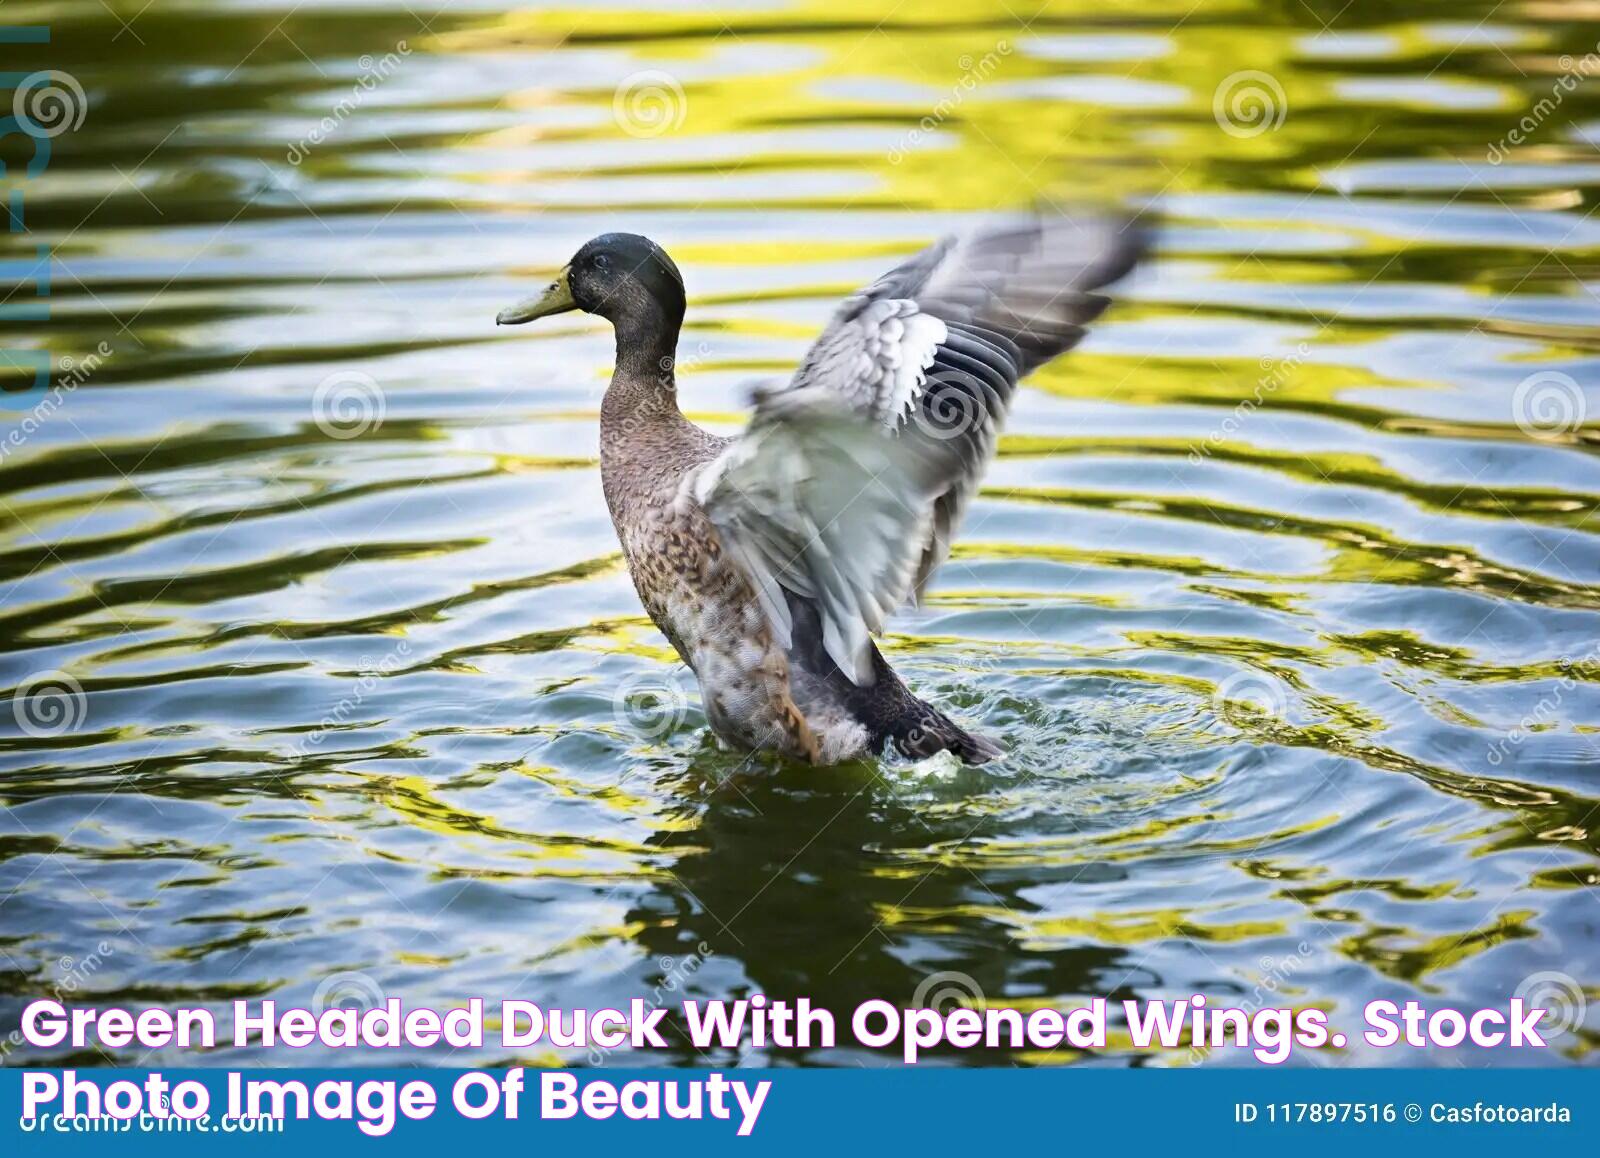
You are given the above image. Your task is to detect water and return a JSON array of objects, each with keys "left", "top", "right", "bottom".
[{"left": 2, "top": 0, "right": 1597, "bottom": 1068}]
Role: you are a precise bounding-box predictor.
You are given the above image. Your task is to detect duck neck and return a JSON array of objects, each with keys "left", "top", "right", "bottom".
[{"left": 601, "top": 306, "right": 684, "bottom": 432}]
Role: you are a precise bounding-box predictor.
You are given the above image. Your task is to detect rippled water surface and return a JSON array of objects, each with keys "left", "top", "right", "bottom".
[{"left": 2, "top": 0, "right": 1598, "bottom": 1067}]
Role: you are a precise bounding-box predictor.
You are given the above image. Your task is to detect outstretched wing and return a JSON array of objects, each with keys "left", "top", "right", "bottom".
[{"left": 692, "top": 210, "right": 1146, "bottom": 683}]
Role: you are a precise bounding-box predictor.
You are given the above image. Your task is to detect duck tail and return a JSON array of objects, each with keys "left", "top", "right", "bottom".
[
  {"left": 887, "top": 697, "right": 1004, "bottom": 765},
  {"left": 784, "top": 593, "right": 1004, "bottom": 765}
]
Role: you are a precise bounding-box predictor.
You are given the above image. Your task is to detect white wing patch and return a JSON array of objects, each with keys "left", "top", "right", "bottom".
[
  {"left": 791, "top": 298, "right": 948, "bottom": 427},
  {"left": 870, "top": 301, "right": 949, "bottom": 428}
]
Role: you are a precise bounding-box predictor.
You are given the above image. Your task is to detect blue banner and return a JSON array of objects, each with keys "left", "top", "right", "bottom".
[{"left": 2, "top": 1068, "right": 1593, "bottom": 1154}]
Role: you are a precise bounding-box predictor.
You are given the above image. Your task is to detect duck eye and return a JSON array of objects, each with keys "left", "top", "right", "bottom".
[{"left": 592, "top": 253, "right": 611, "bottom": 271}]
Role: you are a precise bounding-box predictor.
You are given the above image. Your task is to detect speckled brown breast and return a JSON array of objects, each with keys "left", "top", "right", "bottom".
[{"left": 599, "top": 382, "right": 825, "bottom": 763}]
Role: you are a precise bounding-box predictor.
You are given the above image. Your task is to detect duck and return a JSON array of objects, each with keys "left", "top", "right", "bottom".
[{"left": 497, "top": 211, "right": 1144, "bottom": 765}]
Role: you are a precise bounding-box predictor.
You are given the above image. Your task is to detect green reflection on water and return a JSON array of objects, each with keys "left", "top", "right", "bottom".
[{"left": 0, "top": 0, "right": 1596, "bottom": 1068}]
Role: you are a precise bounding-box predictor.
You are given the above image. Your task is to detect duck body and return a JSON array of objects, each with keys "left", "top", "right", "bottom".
[
  {"left": 599, "top": 377, "right": 974, "bottom": 763},
  {"left": 597, "top": 386, "right": 835, "bottom": 761},
  {"left": 498, "top": 220, "right": 1144, "bottom": 766}
]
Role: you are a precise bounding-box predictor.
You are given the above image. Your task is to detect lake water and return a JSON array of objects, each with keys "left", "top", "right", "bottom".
[{"left": 1, "top": 0, "right": 1597, "bottom": 1068}]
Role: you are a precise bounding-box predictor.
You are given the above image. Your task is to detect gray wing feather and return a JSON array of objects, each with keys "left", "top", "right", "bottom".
[{"left": 696, "top": 210, "right": 1147, "bottom": 683}]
